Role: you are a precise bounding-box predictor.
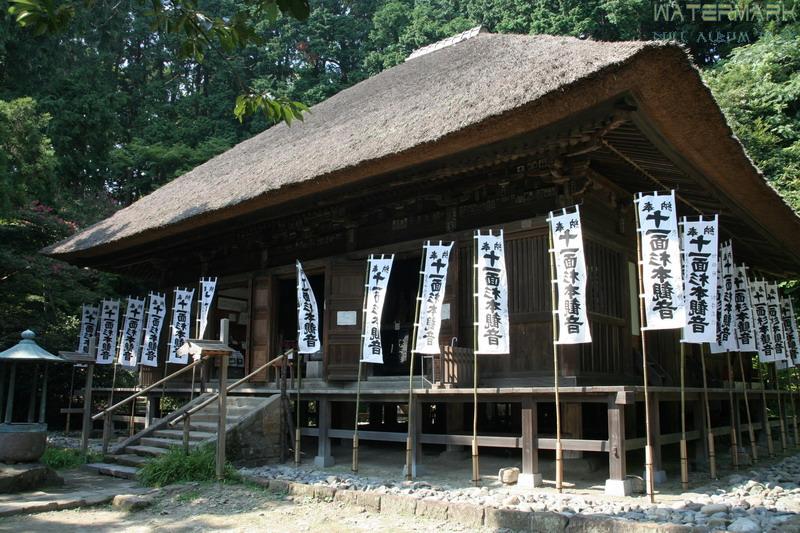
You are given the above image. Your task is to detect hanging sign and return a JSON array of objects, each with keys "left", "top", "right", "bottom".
[
  {"left": 140, "top": 292, "right": 167, "bottom": 368},
  {"left": 475, "top": 230, "right": 510, "bottom": 354},
  {"left": 97, "top": 300, "right": 120, "bottom": 365},
  {"left": 117, "top": 297, "right": 145, "bottom": 368},
  {"left": 733, "top": 265, "right": 758, "bottom": 352},
  {"left": 198, "top": 277, "right": 217, "bottom": 339},
  {"left": 297, "top": 261, "right": 321, "bottom": 354},
  {"left": 548, "top": 207, "right": 591, "bottom": 344},
  {"left": 781, "top": 296, "right": 800, "bottom": 364},
  {"left": 750, "top": 280, "right": 776, "bottom": 363},
  {"left": 360, "top": 255, "right": 394, "bottom": 364},
  {"left": 77, "top": 304, "right": 99, "bottom": 354},
  {"left": 167, "top": 288, "right": 195, "bottom": 364},
  {"left": 680, "top": 216, "right": 718, "bottom": 344},
  {"left": 635, "top": 191, "right": 685, "bottom": 330},
  {"left": 710, "top": 242, "right": 738, "bottom": 353},
  {"left": 413, "top": 242, "right": 454, "bottom": 354},
  {"left": 766, "top": 282, "right": 788, "bottom": 362}
]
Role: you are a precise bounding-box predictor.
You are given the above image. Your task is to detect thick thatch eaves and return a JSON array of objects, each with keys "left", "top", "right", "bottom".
[{"left": 43, "top": 32, "right": 800, "bottom": 271}]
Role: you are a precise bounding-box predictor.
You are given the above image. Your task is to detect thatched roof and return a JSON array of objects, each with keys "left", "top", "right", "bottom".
[{"left": 44, "top": 32, "right": 800, "bottom": 268}]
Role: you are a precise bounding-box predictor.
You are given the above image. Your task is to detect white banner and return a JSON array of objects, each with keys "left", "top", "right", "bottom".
[
  {"left": 198, "top": 277, "right": 217, "bottom": 339},
  {"left": 117, "top": 297, "right": 145, "bottom": 368},
  {"left": 413, "top": 242, "right": 454, "bottom": 354},
  {"left": 297, "top": 261, "right": 321, "bottom": 354},
  {"left": 680, "top": 216, "right": 718, "bottom": 344},
  {"left": 548, "top": 207, "right": 591, "bottom": 344},
  {"left": 733, "top": 265, "right": 758, "bottom": 352},
  {"left": 635, "top": 191, "right": 685, "bottom": 330},
  {"left": 710, "top": 242, "right": 738, "bottom": 353},
  {"left": 361, "top": 255, "right": 393, "bottom": 364},
  {"left": 781, "top": 296, "right": 800, "bottom": 364},
  {"left": 776, "top": 358, "right": 795, "bottom": 371},
  {"left": 97, "top": 300, "right": 120, "bottom": 364},
  {"left": 140, "top": 293, "right": 167, "bottom": 368},
  {"left": 475, "top": 230, "right": 510, "bottom": 354},
  {"left": 766, "top": 282, "right": 788, "bottom": 362},
  {"left": 167, "top": 288, "right": 195, "bottom": 364},
  {"left": 750, "top": 280, "right": 776, "bottom": 363},
  {"left": 77, "top": 304, "right": 99, "bottom": 354}
]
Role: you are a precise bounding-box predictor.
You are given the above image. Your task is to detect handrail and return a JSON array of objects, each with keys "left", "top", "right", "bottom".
[
  {"left": 92, "top": 356, "right": 208, "bottom": 421},
  {"left": 169, "top": 349, "right": 293, "bottom": 427}
]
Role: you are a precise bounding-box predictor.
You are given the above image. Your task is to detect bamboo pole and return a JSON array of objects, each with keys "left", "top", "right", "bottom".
[
  {"left": 679, "top": 342, "right": 688, "bottom": 490},
  {"left": 700, "top": 346, "right": 717, "bottom": 478},
  {"left": 759, "top": 363, "right": 774, "bottom": 457},
  {"left": 788, "top": 366, "right": 799, "bottom": 448},
  {"left": 738, "top": 352, "right": 758, "bottom": 462},
  {"left": 773, "top": 365, "right": 788, "bottom": 453},
  {"left": 216, "top": 319, "right": 229, "bottom": 481},
  {"left": 726, "top": 351, "right": 739, "bottom": 469},
  {"left": 406, "top": 250, "right": 426, "bottom": 480},
  {"left": 547, "top": 224, "right": 563, "bottom": 493},
  {"left": 793, "top": 370, "right": 800, "bottom": 447},
  {"left": 354, "top": 256, "right": 373, "bottom": 475},
  {"left": 295, "top": 353, "right": 303, "bottom": 466},
  {"left": 634, "top": 203, "right": 655, "bottom": 504},
  {"left": 472, "top": 233, "right": 480, "bottom": 486}
]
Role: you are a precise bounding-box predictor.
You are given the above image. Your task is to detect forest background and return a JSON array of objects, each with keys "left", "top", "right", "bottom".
[{"left": 1, "top": 0, "right": 799, "bottom": 414}]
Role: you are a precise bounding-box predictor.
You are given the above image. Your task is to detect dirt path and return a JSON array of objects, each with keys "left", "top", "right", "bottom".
[{"left": 0, "top": 482, "right": 488, "bottom": 533}]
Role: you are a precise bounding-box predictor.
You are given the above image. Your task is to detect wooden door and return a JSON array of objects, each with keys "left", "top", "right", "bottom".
[{"left": 324, "top": 258, "right": 366, "bottom": 381}]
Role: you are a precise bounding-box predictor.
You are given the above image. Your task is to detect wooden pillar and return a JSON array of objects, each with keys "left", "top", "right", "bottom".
[
  {"left": 520, "top": 397, "right": 541, "bottom": 487},
  {"left": 562, "top": 403, "right": 582, "bottom": 459},
  {"left": 216, "top": 319, "right": 229, "bottom": 481},
  {"left": 605, "top": 394, "right": 630, "bottom": 495},
  {"left": 144, "top": 395, "right": 157, "bottom": 429},
  {"left": 444, "top": 401, "right": 464, "bottom": 453},
  {"left": 411, "top": 398, "right": 423, "bottom": 476},
  {"left": 694, "top": 393, "right": 708, "bottom": 465},
  {"left": 647, "top": 392, "right": 665, "bottom": 483},
  {"left": 80, "top": 364, "right": 94, "bottom": 454},
  {"left": 315, "top": 398, "right": 334, "bottom": 467},
  {"left": 368, "top": 402, "right": 382, "bottom": 429}
]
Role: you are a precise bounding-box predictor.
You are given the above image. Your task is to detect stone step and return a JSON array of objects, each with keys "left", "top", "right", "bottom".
[
  {"left": 140, "top": 437, "right": 183, "bottom": 450},
  {"left": 126, "top": 445, "right": 169, "bottom": 457},
  {"left": 107, "top": 453, "right": 150, "bottom": 468},
  {"left": 191, "top": 414, "right": 241, "bottom": 423},
  {"left": 153, "top": 429, "right": 215, "bottom": 441},
  {"left": 83, "top": 463, "right": 139, "bottom": 480}
]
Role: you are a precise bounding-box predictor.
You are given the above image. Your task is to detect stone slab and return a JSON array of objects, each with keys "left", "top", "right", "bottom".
[
  {"left": 380, "top": 493, "right": 417, "bottom": 517},
  {"left": 0, "top": 463, "right": 63, "bottom": 494},
  {"left": 356, "top": 491, "right": 381, "bottom": 512},
  {"left": 447, "top": 501, "right": 484, "bottom": 528},
  {"left": 415, "top": 498, "right": 448, "bottom": 520},
  {"left": 485, "top": 507, "right": 532, "bottom": 531}
]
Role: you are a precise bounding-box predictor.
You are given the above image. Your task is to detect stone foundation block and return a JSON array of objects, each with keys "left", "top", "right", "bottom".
[
  {"left": 530, "top": 511, "right": 568, "bottom": 532},
  {"left": 447, "top": 501, "right": 484, "bottom": 528},
  {"left": 313, "top": 485, "right": 336, "bottom": 501},
  {"left": 485, "top": 507, "right": 531, "bottom": 531},
  {"left": 380, "top": 494, "right": 416, "bottom": 516},
  {"left": 289, "top": 482, "right": 316, "bottom": 499},
  {"left": 356, "top": 491, "right": 381, "bottom": 512},
  {"left": 333, "top": 489, "right": 359, "bottom": 507},
  {"left": 267, "top": 479, "right": 289, "bottom": 493},
  {"left": 415, "top": 498, "right": 448, "bottom": 520}
]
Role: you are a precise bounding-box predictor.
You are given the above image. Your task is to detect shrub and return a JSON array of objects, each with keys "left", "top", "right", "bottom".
[
  {"left": 137, "top": 445, "right": 239, "bottom": 487},
  {"left": 40, "top": 447, "right": 101, "bottom": 470}
]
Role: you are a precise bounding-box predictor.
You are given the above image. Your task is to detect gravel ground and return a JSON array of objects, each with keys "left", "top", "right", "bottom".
[{"left": 0, "top": 483, "right": 488, "bottom": 533}]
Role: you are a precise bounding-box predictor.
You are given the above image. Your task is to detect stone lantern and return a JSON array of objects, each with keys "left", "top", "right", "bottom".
[{"left": 0, "top": 330, "right": 66, "bottom": 463}]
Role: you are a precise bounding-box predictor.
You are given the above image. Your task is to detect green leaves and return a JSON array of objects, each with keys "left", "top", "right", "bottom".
[
  {"left": 8, "top": 0, "right": 76, "bottom": 35},
  {"left": 234, "top": 92, "right": 309, "bottom": 124}
]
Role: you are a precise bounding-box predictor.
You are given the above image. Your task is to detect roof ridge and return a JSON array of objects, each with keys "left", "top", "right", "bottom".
[{"left": 405, "top": 25, "right": 487, "bottom": 61}]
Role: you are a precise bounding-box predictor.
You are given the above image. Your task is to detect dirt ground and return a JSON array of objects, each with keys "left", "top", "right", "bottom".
[{"left": 0, "top": 482, "right": 490, "bottom": 533}]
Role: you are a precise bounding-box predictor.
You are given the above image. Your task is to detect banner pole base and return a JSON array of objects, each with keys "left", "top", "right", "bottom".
[
  {"left": 679, "top": 439, "right": 689, "bottom": 491},
  {"left": 471, "top": 440, "right": 480, "bottom": 486},
  {"left": 707, "top": 433, "right": 717, "bottom": 480}
]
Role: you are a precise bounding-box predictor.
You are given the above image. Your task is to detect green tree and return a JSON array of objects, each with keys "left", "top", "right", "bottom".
[{"left": 705, "top": 27, "right": 800, "bottom": 211}]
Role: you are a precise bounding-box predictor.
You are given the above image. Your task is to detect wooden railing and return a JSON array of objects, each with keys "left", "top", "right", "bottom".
[
  {"left": 93, "top": 356, "right": 208, "bottom": 453},
  {"left": 434, "top": 346, "right": 474, "bottom": 388}
]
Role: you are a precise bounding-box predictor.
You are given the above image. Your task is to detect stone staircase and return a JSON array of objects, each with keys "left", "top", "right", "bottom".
[{"left": 84, "top": 395, "right": 277, "bottom": 480}]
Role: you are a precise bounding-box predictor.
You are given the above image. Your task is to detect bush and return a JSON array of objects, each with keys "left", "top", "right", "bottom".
[
  {"left": 40, "top": 447, "right": 101, "bottom": 470},
  {"left": 137, "top": 445, "right": 239, "bottom": 487}
]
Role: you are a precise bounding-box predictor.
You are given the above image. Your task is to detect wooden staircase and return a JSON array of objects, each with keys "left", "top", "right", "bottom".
[{"left": 84, "top": 396, "right": 272, "bottom": 480}]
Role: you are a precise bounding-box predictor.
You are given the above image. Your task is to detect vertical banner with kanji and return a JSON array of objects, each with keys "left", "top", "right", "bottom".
[
  {"left": 297, "top": 261, "right": 321, "bottom": 354},
  {"left": 77, "top": 304, "right": 99, "bottom": 354},
  {"left": 117, "top": 297, "right": 145, "bottom": 368},
  {"left": 474, "top": 230, "right": 510, "bottom": 354},
  {"left": 413, "top": 242, "right": 454, "bottom": 354},
  {"left": 140, "top": 293, "right": 167, "bottom": 368},
  {"left": 198, "top": 277, "right": 217, "bottom": 339},
  {"left": 680, "top": 216, "right": 718, "bottom": 344},
  {"left": 97, "top": 300, "right": 120, "bottom": 364},
  {"left": 167, "top": 288, "right": 195, "bottom": 364},
  {"left": 750, "top": 280, "right": 776, "bottom": 363},
  {"left": 781, "top": 296, "right": 800, "bottom": 364},
  {"left": 710, "top": 242, "right": 738, "bottom": 353},
  {"left": 733, "top": 265, "right": 758, "bottom": 352},
  {"left": 766, "top": 282, "right": 789, "bottom": 362},
  {"left": 635, "top": 191, "right": 685, "bottom": 330},
  {"left": 548, "top": 207, "right": 591, "bottom": 344},
  {"left": 361, "top": 255, "right": 394, "bottom": 364}
]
